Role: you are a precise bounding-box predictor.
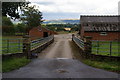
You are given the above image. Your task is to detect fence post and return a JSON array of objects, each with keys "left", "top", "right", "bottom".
[
  {"left": 23, "top": 35, "right": 31, "bottom": 59},
  {"left": 84, "top": 36, "right": 92, "bottom": 55},
  {"left": 52, "top": 35, "right": 54, "bottom": 42},
  {"left": 97, "top": 41, "right": 99, "bottom": 54},
  {"left": 110, "top": 41, "right": 112, "bottom": 56},
  {"left": 18, "top": 39, "right": 21, "bottom": 51},
  {"left": 7, "top": 39, "right": 9, "bottom": 53},
  {"left": 72, "top": 34, "right": 74, "bottom": 41}
]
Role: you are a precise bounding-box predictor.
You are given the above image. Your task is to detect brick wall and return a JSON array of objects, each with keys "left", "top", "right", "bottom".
[
  {"left": 29, "top": 27, "right": 57, "bottom": 40},
  {"left": 29, "top": 27, "right": 43, "bottom": 40},
  {"left": 84, "top": 32, "right": 119, "bottom": 41}
]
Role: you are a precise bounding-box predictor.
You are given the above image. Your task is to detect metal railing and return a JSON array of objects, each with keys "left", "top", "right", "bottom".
[
  {"left": 92, "top": 40, "right": 119, "bottom": 56},
  {"left": 72, "top": 36, "right": 84, "bottom": 50},
  {"left": 31, "top": 35, "right": 54, "bottom": 50},
  {"left": 72, "top": 36, "right": 119, "bottom": 57}
]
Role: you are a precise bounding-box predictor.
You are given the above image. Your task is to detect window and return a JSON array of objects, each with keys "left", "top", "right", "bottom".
[{"left": 100, "top": 32, "right": 107, "bottom": 36}]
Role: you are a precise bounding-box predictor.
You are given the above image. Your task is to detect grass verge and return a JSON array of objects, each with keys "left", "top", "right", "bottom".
[
  {"left": 2, "top": 57, "right": 31, "bottom": 72},
  {"left": 82, "top": 59, "right": 119, "bottom": 73},
  {"left": 69, "top": 40, "right": 120, "bottom": 73}
]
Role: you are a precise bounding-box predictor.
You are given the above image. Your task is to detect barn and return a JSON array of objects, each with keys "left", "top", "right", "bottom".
[
  {"left": 80, "top": 15, "right": 120, "bottom": 41},
  {"left": 29, "top": 26, "right": 57, "bottom": 40}
]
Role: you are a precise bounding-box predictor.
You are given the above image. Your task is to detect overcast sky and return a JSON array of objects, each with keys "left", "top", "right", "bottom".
[{"left": 29, "top": 0, "right": 120, "bottom": 20}]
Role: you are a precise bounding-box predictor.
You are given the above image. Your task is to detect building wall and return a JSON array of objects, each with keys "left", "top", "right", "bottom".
[
  {"left": 84, "top": 32, "right": 119, "bottom": 41},
  {"left": 29, "top": 27, "right": 43, "bottom": 40},
  {"left": 80, "top": 26, "right": 85, "bottom": 39},
  {"left": 29, "top": 27, "right": 57, "bottom": 40}
]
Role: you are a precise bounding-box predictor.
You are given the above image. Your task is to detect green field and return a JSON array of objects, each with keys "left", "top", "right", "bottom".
[
  {"left": 2, "top": 36, "right": 23, "bottom": 54},
  {"left": 57, "top": 31, "right": 76, "bottom": 34},
  {"left": 2, "top": 36, "right": 45, "bottom": 54},
  {"left": 92, "top": 41, "right": 119, "bottom": 56}
]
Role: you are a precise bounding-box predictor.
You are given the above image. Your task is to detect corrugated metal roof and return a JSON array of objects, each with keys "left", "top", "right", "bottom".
[
  {"left": 80, "top": 15, "right": 120, "bottom": 31},
  {"left": 80, "top": 15, "right": 119, "bottom": 23}
]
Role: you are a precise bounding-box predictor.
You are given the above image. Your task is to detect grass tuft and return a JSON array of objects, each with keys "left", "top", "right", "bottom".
[{"left": 2, "top": 57, "right": 31, "bottom": 72}]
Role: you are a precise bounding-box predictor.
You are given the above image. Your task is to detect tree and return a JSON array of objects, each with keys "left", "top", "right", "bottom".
[
  {"left": 71, "top": 24, "right": 79, "bottom": 31},
  {"left": 2, "top": 1, "right": 29, "bottom": 19},
  {"left": 21, "top": 6, "right": 43, "bottom": 34},
  {"left": 2, "top": 16, "right": 15, "bottom": 35},
  {"left": 46, "top": 26, "right": 56, "bottom": 31},
  {"left": 15, "top": 23, "right": 27, "bottom": 34}
]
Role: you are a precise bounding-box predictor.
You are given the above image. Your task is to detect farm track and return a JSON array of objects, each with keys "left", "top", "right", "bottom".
[
  {"left": 38, "top": 34, "right": 73, "bottom": 59},
  {"left": 3, "top": 34, "right": 119, "bottom": 78}
]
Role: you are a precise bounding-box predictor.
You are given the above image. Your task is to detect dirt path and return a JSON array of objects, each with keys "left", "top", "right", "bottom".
[{"left": 38, "top": 34, "right": 73, "bottom": 59}]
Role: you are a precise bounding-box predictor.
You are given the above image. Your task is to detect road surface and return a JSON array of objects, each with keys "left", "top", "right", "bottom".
[
  {"left": 38, "top": 34, "right": 73, "bottom": 59},
  {"left": 3, "top": 34, "right": 119, "bottom": 78}
]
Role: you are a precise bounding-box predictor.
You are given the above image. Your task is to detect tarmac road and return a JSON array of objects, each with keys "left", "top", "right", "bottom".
[{"left": 3, "top": 34, "right": 119, "bottom": 78}]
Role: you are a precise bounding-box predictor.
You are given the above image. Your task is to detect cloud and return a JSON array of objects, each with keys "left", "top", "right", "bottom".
[
  {"left": 35, "top": 2, "right": 54, "bottom": 5},
  {"left": 29, "top": 0, "right": 119, "bottom": 19},
  {"left": 29, "top": 0, "right": 119, "bottom": 14},
  {"left": 43, "top": 12, "right": 80, "bottom": 20}
]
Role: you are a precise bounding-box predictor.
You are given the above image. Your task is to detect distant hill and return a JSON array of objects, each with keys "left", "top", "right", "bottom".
[{"left": 43, "top": 19, "right": 80, "bottom": 24}]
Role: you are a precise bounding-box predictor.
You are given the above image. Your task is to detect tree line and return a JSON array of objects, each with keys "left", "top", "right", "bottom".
[
  {"left": 2, "top": 1, "right": 43, "bottom": 36},
  {"left": 43, "top": 24, "right": 80, "bottom": 32}
]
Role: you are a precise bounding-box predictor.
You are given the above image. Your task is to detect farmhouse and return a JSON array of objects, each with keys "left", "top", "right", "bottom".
[
  {"left": 80, "top": 15, "right": 120, "bottom": 41},
  {"left": 29, "top": 26, "right": 57, "bottom": 40}
]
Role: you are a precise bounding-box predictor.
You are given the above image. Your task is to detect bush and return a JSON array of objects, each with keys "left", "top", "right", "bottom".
[
  {"left": 15, "top": 23, "right": 27, "bottom": 34},
  {"left": 2, "top": 16, "right": 15, "bottom": 35}
]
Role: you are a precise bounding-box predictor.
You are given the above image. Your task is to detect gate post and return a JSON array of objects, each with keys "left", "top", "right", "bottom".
[
  {"left": 84, "top": 36, "right": 92, "bottom": 55},
  {"left": 23, "top": 35, "right": 31, "bottom": 59},
  {"left": 72, "top": 34, "right": 75, "bottom": 41},
  {"left": 53, "top": 35, "right": 54, "bottom": 42}
]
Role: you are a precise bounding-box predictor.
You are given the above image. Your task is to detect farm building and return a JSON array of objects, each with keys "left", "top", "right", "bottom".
[
  {"left": 64, "top": 28, "right": 71, "bottom": 31},
  {"left": 29, "top": 26, "right": 57, "bottom": 40},
  {"left": 80, "top": 15, "right": 120, "bottom": 41}
]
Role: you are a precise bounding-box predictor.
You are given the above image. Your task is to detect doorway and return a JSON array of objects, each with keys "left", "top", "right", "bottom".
[{"left": 43, "top": 32, "right": 48, "bottom": 37}]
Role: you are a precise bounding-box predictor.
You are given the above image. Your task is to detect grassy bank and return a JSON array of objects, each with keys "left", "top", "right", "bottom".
[
  {"left": 69, "top": 40, "right": 119, "bottom": 73},
  {"left": 82, "top": 59, "right": 119, "bottom": 73},
  {"left": 2, "top": 57, "right": 31, "bottom": 72}
]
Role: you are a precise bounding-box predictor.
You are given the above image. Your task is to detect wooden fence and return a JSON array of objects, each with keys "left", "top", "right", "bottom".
[
  {"left": 92, "top": 40, "right": 119, "bottom": 56},
  {"left": 2, "top": 38, "right": 23, "bottom": 54},
  {"left": 2, "top": 35, "right": 54, "bottom": 59}
]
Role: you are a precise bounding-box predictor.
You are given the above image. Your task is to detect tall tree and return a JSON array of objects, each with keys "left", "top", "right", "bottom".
[
  {"left": 21, "top": 6, "right": 43, "bottom": 34},
  {"left": 2, "top": 1, "right": 29, "bottom": 19}
]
